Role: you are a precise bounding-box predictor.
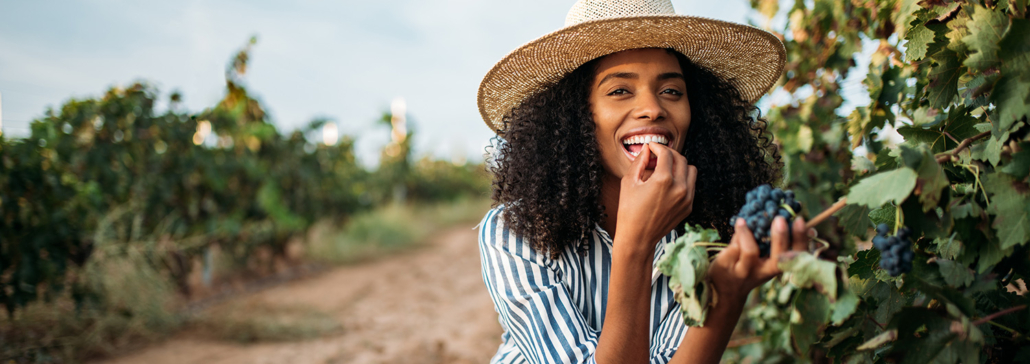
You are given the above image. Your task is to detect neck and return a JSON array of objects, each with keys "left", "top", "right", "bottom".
[{"left": 600, "top": 174, "right": 621, "bottom": 237}]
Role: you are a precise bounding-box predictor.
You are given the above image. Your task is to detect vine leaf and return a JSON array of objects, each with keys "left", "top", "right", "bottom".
[
  {"left": 779, "top": 251, "right": 840, "bottom": 301},
  {"left": 848, "top": 249, "right": 880, "bottom": 280},
  {"left": 936, "top": 259, "right": 975, "bottom": 287},
  {"left": 927, "top": 50, "right": 965, "bottom": 109},
  {"left": 993, "top": 19, "right": 1030, "bottom": 130},
  {"left": 868, "top": 205, "right": 896, "bottom": 229},
  {"left": 836, "top": 204, "right": 871, "bottom": 239},
  {"left": 830, "top": 286, "right": 860, "bottom": 326},
  {"left": 790, "top": 289, "right": 831, "bottom": 356},
  {"left": 914, "top": 147, "right": 949, "bottom": 211},
  {"left": 932, "top": 235, "right": 964, "bottom": 261},
  {"left": 905, "top": 24, "right": 937, "bottom": 61},
  {"left": 846, "top": 168, "right": 918, "bottom": 208},
  {"left": 982, "top": 173, "right": 1030, "bottom": 249},
  {"left": 961, "top": 5, "right": 1011, "bottom": 72},
  {"left": 1000, "top": 147, "right": 1030, "bottom": 178},
  {"left": 889, "top": 307, "right": 958, "bottom": 364},
  {"left": 656, "top": 224, "right": 720, "bottom": 327}
]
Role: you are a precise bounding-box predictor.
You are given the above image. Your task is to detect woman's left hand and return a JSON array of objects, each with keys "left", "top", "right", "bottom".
[{"left": 708, "top": 216, "right": 811, "bottom": 305}]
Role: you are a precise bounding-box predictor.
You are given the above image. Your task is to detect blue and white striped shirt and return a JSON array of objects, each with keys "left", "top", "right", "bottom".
[{"left": 477, "top": 206, "right": 689, "bottom": 364}]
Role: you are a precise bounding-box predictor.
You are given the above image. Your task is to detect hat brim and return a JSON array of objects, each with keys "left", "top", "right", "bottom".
[{"left": 478, "top": 14, "right": 786, "bottom": 132}]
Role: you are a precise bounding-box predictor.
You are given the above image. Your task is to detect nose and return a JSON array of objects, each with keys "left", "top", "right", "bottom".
[{"left": 632, "top": 92, "right": 665, "bottom": 121}]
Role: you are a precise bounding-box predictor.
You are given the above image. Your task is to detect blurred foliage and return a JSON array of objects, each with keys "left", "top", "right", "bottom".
[
  {"left": 724, "top": 0, "right": 1030, "bottom": 363},
  {"left": 0, "top": 37, "right": 490, "bottom": 360}
]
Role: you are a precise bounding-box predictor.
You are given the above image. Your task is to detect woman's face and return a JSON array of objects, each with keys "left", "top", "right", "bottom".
[{"left": 589, "top": 48, "right": 692, "bottom": 180}]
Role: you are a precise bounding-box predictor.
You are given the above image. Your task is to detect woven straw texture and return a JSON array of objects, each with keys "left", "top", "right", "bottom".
[{"left": 478, "top": 0, "right": 785, "bottom": 132}]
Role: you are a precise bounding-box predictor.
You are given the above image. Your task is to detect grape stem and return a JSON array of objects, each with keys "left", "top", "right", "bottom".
[
  {"left": 972, "top": 304, "right": 1027, "bottom": 326},
  {"left": 805, "top": 198, "right": 848, "bottom": 229},
  {"left": 694, "top": 242, "right": 729, "bottom": 248},
  {"left": 934, "top": 131, "right": 991, "bottom": 163}
]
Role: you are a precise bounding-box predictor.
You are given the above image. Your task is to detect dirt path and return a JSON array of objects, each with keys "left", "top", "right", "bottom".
[{"left": 96, "top": 225, "right": 503, "bottom": 364}]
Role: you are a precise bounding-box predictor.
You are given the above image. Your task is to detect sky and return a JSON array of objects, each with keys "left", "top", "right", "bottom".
[{"left": 0, "top": 0, "right": 867, "bottom": 167}]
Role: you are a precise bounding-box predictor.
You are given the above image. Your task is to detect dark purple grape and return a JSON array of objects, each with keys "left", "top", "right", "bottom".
[
  {"left": 874, "top": 226, "right": 913, "bottom": 276},
  {"left": 729, "top": 184, "right": 803, "bottom": 257}
]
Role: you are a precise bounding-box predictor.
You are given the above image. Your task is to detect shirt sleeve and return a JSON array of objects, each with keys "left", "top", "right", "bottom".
[
  {"left": 649, "top": 300, "right": 689, "bottom": 363},
  {"left": 478, "top": 208, "right": 599, "bottom": 364}
]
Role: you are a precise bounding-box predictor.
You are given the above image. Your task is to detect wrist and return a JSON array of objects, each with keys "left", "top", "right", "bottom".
[{"left": 612, "top": 234, "right": 656, "bottom": 258}]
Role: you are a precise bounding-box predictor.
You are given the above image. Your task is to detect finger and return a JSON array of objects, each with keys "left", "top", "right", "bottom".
[
  {"left": 651, "top": 143, "right": 675, "bottom": 175},
  {"left": 734, "top": 218, "right": 760, "bottom": 277},
  {"left": 792, "top": 217, "right": 809, "bottom": 252},
  {"left": 672, "top": 149, "right": 688, "bottom": 182},
  {"left": 713, "top": 219, "right": 742, "bottom": 268},
  {"left": 760, "top": 216, "right": 790, "bottom": 278},
  {"left": 631, "top": 142, "right": 651, "bottom": 182}
]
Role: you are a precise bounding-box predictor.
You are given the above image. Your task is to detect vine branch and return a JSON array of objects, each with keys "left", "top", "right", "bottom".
[
  {"left": 973, "top": 305, "right": 1027, "bottom": 326},
  {"left": 805, "top": 198, "right": 848, "bottom": 229},
  {"left": 935, "top": 131, "right": 991, "bottom": 163}
]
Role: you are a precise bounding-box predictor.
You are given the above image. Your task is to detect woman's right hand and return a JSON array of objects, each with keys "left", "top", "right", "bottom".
[{"left": 615, "top": 142, "right": 697, "bottom": 250}]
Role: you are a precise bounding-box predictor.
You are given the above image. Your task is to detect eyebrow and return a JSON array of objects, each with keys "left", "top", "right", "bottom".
[
  {"left": 596, "top": 71, "right": 686, "bottom": 87},
  {"left": 597, "top": 72, "right": 637, "bottom": 86}
]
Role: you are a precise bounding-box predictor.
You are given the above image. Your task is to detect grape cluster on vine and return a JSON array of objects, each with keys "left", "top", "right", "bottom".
[
  {"left": 873, "top": 224, "right": 913, "bottom": 276},
  {"left": 730, "top": 184, "right": 802, "bottom": 257}
]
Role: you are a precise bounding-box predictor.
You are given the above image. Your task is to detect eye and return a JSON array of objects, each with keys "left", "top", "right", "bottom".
[
  {"left": 607, "top": 88, "right": 630, "bottom": 96},
  {"left": 661, "top": 88, "right": 684, "bottom": 96}
]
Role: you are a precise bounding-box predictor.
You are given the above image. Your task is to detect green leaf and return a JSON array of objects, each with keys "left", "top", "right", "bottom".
[
  {"left": 778, "top": 251, "right": 840, "bottom": 301},
  {"left": 961, "top": 5, "right": 1011, "bottom": 72},
  {"left": 830, "top": 286, "right": 860, "bottom": 326},
  {"left": 977, "top": 237, "right": 1008, "bottom": 273},
  {"left": 875, "top": 146, "right": 899, "bottom": 170},
  {"left": 791, "top": 289, "right": 831, "bottom": 356},
  {"left": 849, "top": 249, "right": 881, "bottom": 280},
  {"left": 869, "top": 205, "right": 896, "bottom": 229},
  {"left": 657, "top": 224, "right": 720, "bottom": 327},
  {"left": 936, "top": 259, "right": 974, "bottom": 287},
  {"left": 952, "top": 201, "right": 983, "bottom": 219},
  {"left": 837, "top": 204, "right": 872, "bottom": 239},
  {"left": 890, "top": 308, "right": 958, "bottom": 364},
  {"left": 983, "top": 173, "right": 1030, "bottom": 249},
  {"left": 1000, "top": 146, "right": 1030, "bottom": 178},
  {"left": 994, "top": 19, "right": 1030, "bottom": 130},
  {"left": 847, "top": 168, "right": 919, "bottom": 208},
  {"left": 979, "top": 131, "right": 1008, "bottom": 166},
  {"left": 914, "top": 147, "right": 949, "bottom": 212},
  {"left": 906, "top": 24, "right": 937, "bottom": 61},
  {"left": 912, "top": 106, "right": 945, "bottom": 127},
  {"left": 847, "top": 108, "right": 872, "bottom": 149},
  {"left": 871, "top": 281, "right": 908, "bottom": 326},
  {"left": 927, "top": 50, "right": 965, "bottom": 109},
  {"left": 932, "top": 235, "right": 964, "bottom": 261}
]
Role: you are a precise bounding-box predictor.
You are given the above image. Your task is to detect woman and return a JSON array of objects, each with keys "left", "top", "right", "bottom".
[{"left": 477, "top": 1, "right": 810, "bottom": 363}]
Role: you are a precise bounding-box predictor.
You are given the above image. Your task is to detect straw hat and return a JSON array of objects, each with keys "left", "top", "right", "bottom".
[{"left": 477, "top": 0, "right": 785, "bottom": 133}]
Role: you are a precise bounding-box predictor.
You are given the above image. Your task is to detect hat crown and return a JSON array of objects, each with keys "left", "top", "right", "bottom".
[{"left": 565, "top": 0, "right": 676, "bottom": 26}]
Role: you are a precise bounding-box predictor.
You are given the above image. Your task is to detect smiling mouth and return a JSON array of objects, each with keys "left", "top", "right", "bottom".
[{"left": 622, "top": 134, "right": 669, "bottom": 157}]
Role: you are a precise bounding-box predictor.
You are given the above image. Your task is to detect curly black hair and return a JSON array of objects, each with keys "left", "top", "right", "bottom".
[{"left": 489, "top": 49, "right": 781, "bottom": 258}]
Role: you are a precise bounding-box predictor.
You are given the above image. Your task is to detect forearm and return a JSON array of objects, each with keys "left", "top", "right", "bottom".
[
  {"left": 668, "top": 295, "right": 747, "bottom": 364},
  {"left": 595, "top": 238, "right": 655, "bottom": 364}
]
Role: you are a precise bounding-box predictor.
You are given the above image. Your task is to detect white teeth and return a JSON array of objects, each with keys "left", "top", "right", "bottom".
[
  {"left": 630, "top": 151, "right": 640, "bottom": 157},
  {"left": 622, "top": 134, "right": 669, "bottom": 146}
]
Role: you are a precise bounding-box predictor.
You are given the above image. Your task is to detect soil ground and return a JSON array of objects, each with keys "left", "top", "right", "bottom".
[{"left": 93, "top": 225, "right": 503, "bottom": 364}]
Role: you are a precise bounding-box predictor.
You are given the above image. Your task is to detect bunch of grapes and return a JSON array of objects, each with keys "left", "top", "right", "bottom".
[
  {"left": 729, "top": 184, "right": 802, "bottom": 257},
  {"left": 873, "top": 224, "right": 913, "bottom": 276}
]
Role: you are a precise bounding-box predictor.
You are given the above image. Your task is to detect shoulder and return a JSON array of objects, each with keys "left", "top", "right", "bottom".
[{"left": 477, "top": 205, "right": 560, "bottom": 266}]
